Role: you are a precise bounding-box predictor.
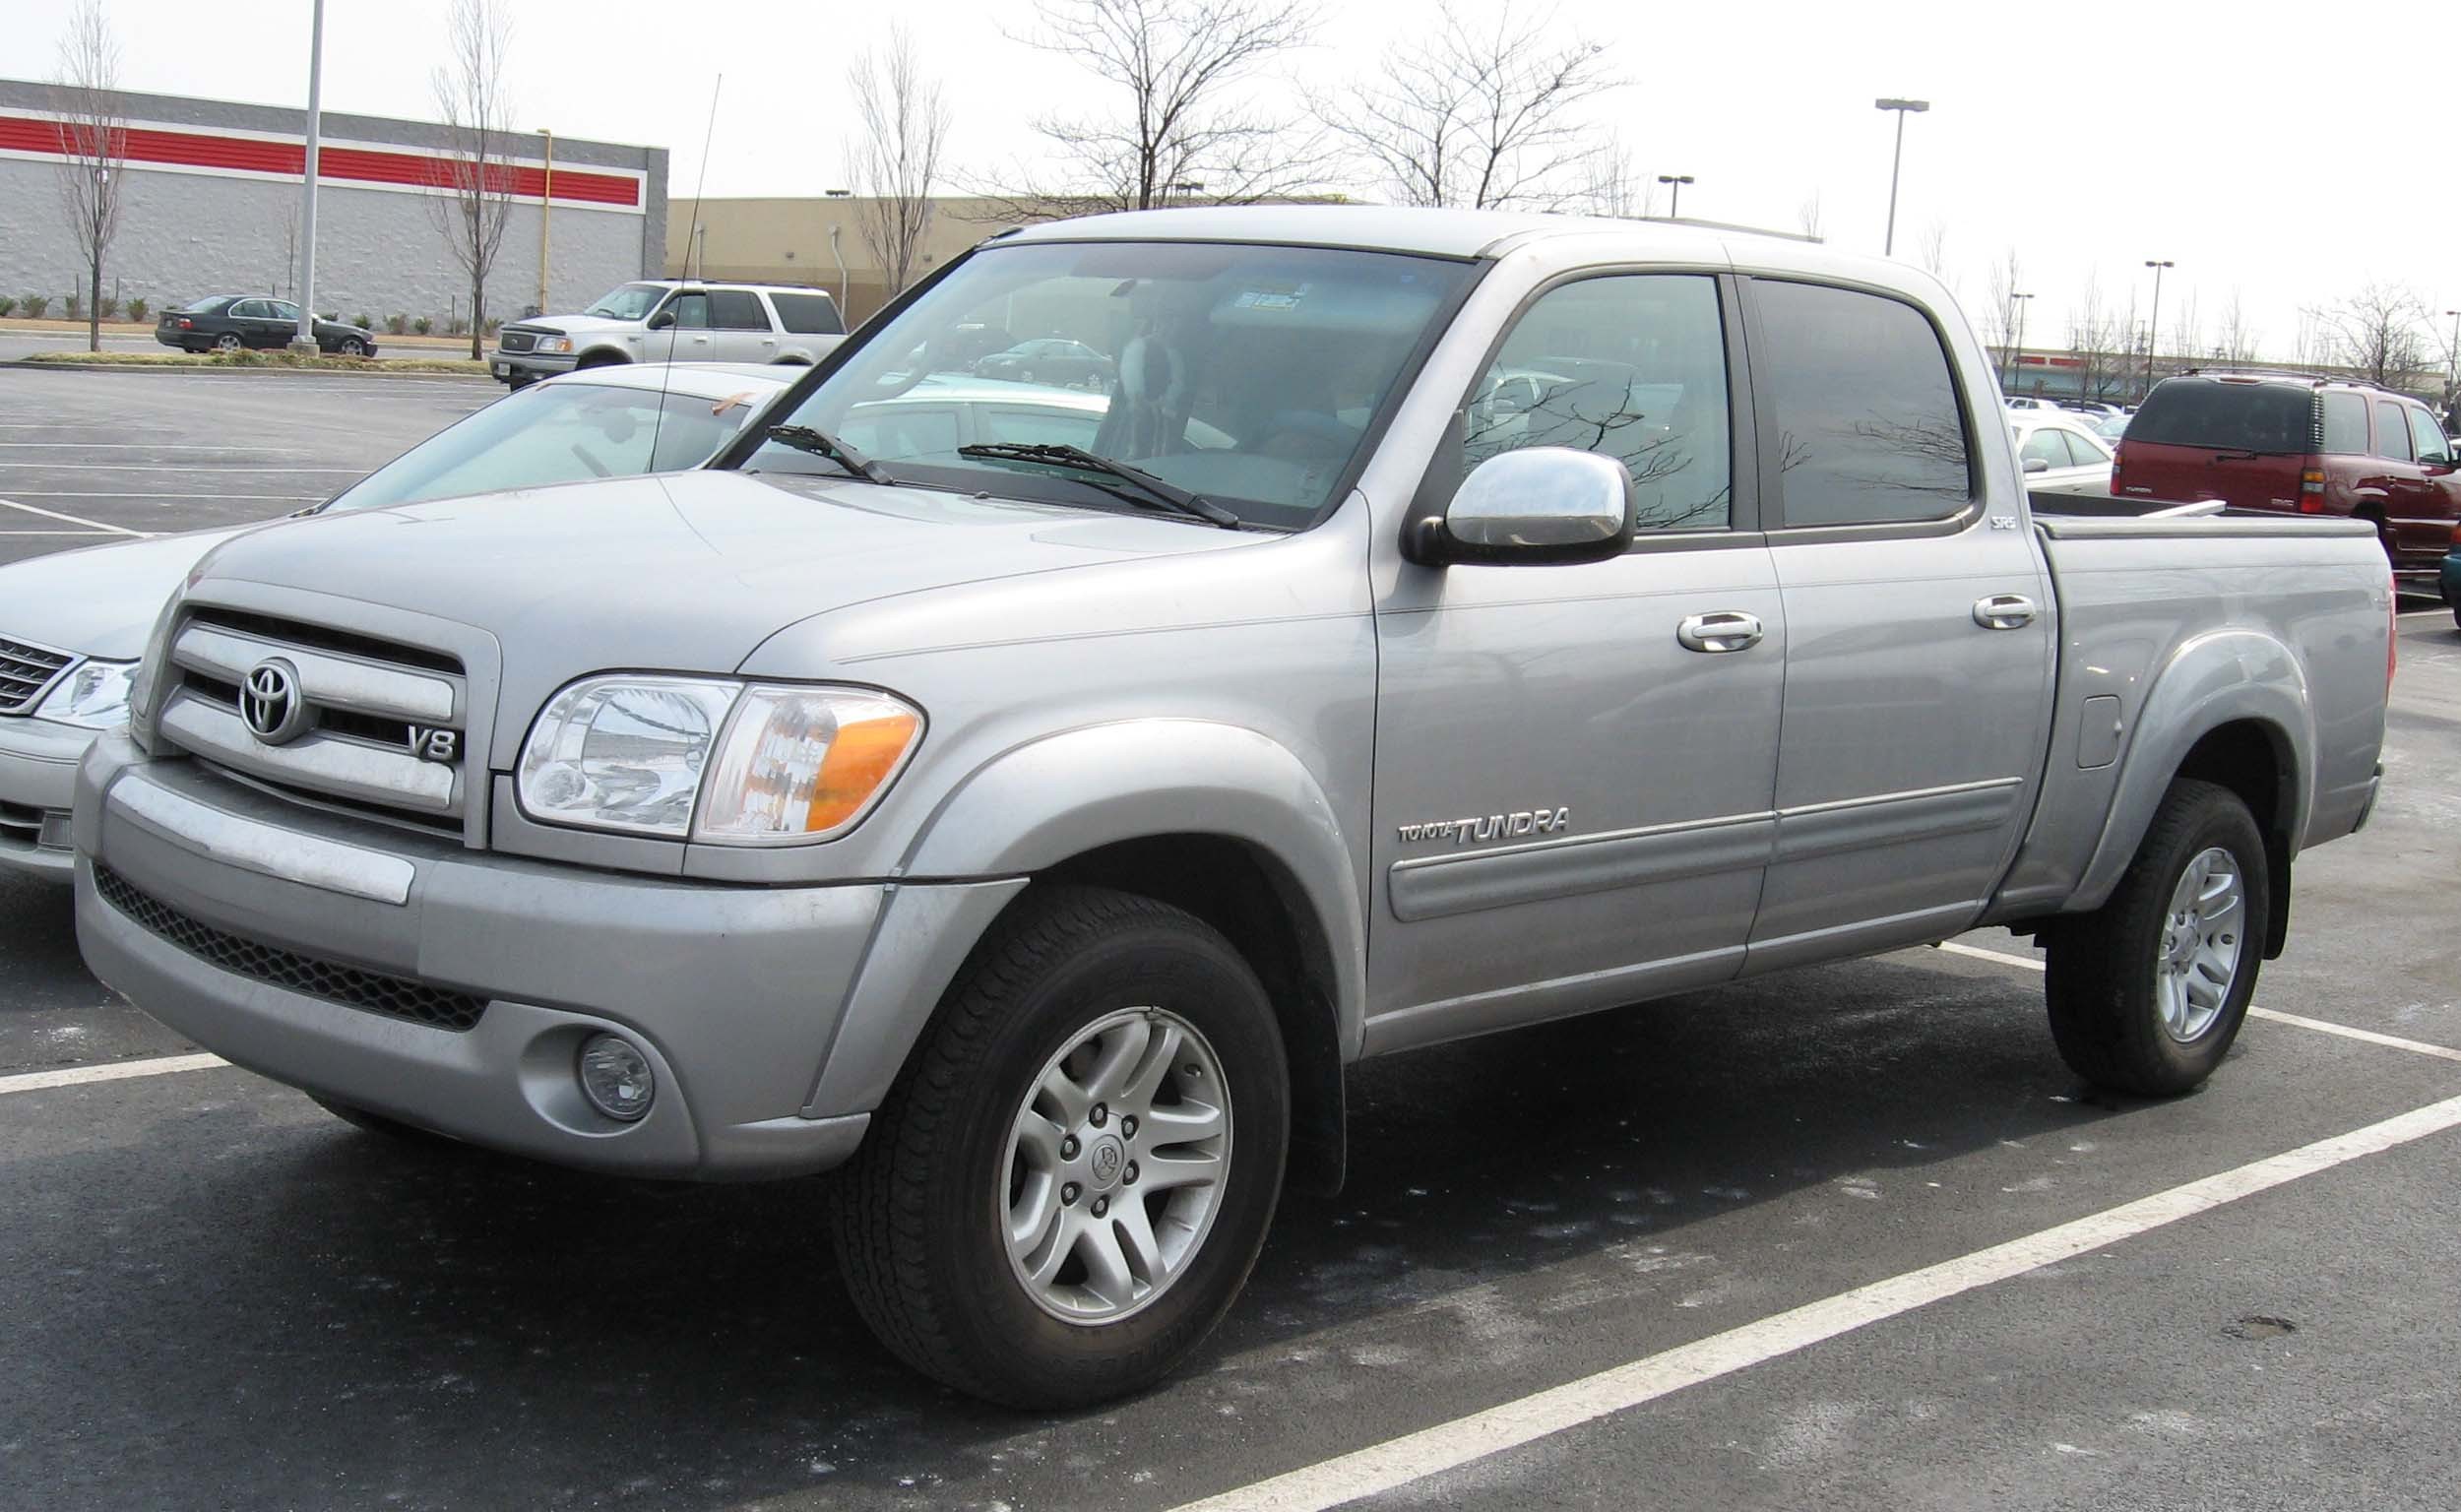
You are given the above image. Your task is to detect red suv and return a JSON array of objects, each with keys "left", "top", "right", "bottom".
[{"left": 2113, "top": 371, "right": 2460, "bottom": 584}]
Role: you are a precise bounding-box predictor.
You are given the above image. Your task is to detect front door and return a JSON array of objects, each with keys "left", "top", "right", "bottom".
[
  {"left": 1365, "top": 272, "right": 1786, "bottom": 1054},
  {"left": 1737, "top": 276, "right": 2055, "bottom": 971},
  {"left": 649, "top": 290, "right": 711, "bottom": 363}
]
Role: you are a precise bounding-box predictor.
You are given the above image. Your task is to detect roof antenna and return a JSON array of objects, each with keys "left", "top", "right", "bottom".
[{"left": 649, "top": 73, "right": 724, "bottom": 478}]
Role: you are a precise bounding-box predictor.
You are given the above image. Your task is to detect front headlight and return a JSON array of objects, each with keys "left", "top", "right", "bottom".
[
  {"left": 515, "top": 676, "right": 921, "bottom": 844},
  {"left": 536, "top": 336, "right": 574, "bottom": 354},
  {"left": 34, "top": 658, "right": 137, "bottom": 728}
]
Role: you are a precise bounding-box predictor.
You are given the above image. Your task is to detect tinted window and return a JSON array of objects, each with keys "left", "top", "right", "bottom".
[
  {"left": 270, "top": 301, "right": 301, "bottom": 323},
  {"left": 177, "top": 296, "right": 227, "bottom": 315},
  {"left": 2129, "top": 379, "right": 2313, "bottom": 453},
  {"left": 769, "top": 292, "right": 843, "bottom": 335},
  {"left": 1460, "top": 274, "right": 1732, "bottom": 532},
  {"left": 230, "top": 299, "right": 270, "bottom": 318},
  {"left": 1754, "top": 280, "right": 1971, "bottom": 527},
  {"left": 2319, "top": 391, "right": 2368, "bottom": 454},
  {"left": 662, "top": 292, "right": 709, "bottom": 330},
  {"left": 2404, "top": 406, "right": 2449, "bottom": 465},
  {"left": 708, "top": 289, "right": 767, "bottom": 330},
  {"left": 2373, "top": 400, "right": 2412, "bottom": 461}
]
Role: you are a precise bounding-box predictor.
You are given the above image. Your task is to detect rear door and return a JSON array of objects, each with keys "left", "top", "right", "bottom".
[
  {"left": 1365, "top": 271, "right": 1785, "bottom": 1050},
  {"left": 1739, "top": 275, "right": 2054, "bottom": 971},
  {"left": 2367, "top": 398, "right": 2443, "bottom": 569},
  {"left": 706, "top": 288, "right": 775, "bottom": 362}
]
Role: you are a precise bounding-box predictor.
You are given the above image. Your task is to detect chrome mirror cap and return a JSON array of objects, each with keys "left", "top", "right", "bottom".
[{"left": 1414, "top": 446, "right": 1635, "bottom": 566}]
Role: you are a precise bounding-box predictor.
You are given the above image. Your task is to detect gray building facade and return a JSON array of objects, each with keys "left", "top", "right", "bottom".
[{"left": 0, "top": 79, "right": 665, "bottom": 328}]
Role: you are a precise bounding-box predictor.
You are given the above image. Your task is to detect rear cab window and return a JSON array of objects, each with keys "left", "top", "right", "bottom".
[
  {"left": 1750, "top": 279, "right": 1972, "bottom": 528},
  {"left": 2129, "top": 380, "right": 2313, "bottom": 454}
]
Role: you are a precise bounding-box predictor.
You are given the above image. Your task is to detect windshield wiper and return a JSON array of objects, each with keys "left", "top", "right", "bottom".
[
  {"left": 760, "top": 423, "right": 898, "bottom": 485},
  {"left": 955, "top": 442, "right": 1239, "bottom": 529}
]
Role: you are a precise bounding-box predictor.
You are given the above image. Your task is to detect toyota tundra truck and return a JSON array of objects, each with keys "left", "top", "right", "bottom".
[{"left": 72, "top": 208, "right": 2393, "bottom": 1409}]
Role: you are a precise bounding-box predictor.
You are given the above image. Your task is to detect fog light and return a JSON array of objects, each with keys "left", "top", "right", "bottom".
[{"left": 577, "top": 1034, "right": 654, "bottom": 1122}]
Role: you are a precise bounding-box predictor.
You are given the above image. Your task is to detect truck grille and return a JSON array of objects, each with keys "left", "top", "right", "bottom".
[
  {"left": 93, "top": 862, "right": 488, "bottom": 1031},
  {"left": 0, "top": 634, "right": 77, "bottom": 715},
  {"left": 154, "top": 609, "right": 468, "bottom": 835},
  {"left": 497, "top": 328, "right": 539, "bottom": 353}
]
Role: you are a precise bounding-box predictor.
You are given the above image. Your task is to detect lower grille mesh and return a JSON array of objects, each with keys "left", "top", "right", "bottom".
[{"left": 93, "top": 863, "right": 486, "bottom": 1032}]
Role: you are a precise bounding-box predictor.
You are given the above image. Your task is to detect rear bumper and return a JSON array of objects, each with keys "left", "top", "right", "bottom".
[
  {"left": 0, "top": 715, "right": 88, "bottom": 881},
  {"left": 72, "top": 734, "right": 1016, "bottom": 1179}
]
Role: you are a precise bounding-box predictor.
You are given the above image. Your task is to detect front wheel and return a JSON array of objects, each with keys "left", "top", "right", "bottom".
[
  {"left": 336, "top": 336, "right": 366, "bottom": 356},
  {"left": 2043, "top": 779, "right": 2267, "bottom": 1095},
  {"left": 828, "top": 885, "right": 1289, "bottom": 1409}
]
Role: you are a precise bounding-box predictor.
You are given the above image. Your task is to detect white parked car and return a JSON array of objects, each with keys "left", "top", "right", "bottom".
[
  {"left": 490, "top": 281, "right": 847, "bottom": 388},
  {"left": 2010, "top": 410, "right": 2115, "bottom": 494},
  {"left": 0, "top": 363, "right": 794, "bottom": 881}
]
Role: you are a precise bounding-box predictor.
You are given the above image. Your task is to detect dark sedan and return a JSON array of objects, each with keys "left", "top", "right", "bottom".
[
  {"left": 156, "top": 295, "right": 378, "bottom": 356},
  {"left": 971, "top": 338, "right": 1114, "bottom": 390}
]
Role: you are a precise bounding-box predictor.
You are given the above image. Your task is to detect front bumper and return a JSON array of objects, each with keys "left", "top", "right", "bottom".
[
  {"left": 489, "top": 349, "right": 580, "bottom": 383},
  {"left": 2439, "top": 551, "right": 2459, "bottom": 606},
  {"left": 0, "top": 714, "right": 90, "bottom": 881},
  {"left": 73, "top": 733, "right": 1020, "bottom": 1179}
]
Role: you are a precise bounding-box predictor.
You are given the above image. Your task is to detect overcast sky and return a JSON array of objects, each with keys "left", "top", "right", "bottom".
[{"left": 19, "top": 0, "right": 2461, "bottom": 365}]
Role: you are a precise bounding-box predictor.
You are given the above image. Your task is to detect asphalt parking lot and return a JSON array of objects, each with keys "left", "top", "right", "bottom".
[{"left": 1, "top": 368, "right": 2457, "bottom": 1511}]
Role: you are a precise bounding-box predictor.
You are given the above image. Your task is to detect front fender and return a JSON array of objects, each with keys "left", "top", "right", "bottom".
[
  {"left": 903, "top": 719, "right": 1367, "bottom": 1051},
  {"left": 2072, "top": 629, "right": 2312, "bottom": 910}
]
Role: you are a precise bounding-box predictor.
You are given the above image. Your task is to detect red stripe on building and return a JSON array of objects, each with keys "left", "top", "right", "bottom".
[{"left": 0, "top": 114, "right": 639, "bottom": 208}]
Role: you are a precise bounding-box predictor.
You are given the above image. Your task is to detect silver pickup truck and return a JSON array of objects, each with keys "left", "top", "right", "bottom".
[{"left": 72, "top": 208, "right": 2392, "bottom": 1409}]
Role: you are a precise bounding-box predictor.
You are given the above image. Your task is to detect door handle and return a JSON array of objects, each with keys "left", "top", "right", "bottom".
[
  {"left": 1974, "top": 594, "right": 2037, "bottom": 629},
  {"left": 1676, "top": 610, "right": 1763, "bottom": 653}
]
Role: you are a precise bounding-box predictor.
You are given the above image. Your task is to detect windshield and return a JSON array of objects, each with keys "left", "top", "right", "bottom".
[
  {"left": 736, "top": 240, "right": 1475, "bottom": 529},
  {"left": 583, "top": 283, "right": 669, "bottom": 320},
  {"left": 2129, "top": 379, "right": 2315, "bottom": 454},
  {"left": 321, "top": 381, "right": 775, "bottom": 513}
]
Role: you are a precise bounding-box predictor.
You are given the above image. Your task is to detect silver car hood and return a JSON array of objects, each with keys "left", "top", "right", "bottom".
[
  {"left": 511, "top": 314, "right": 639, "bottom": 337},
  {"left": 186, "top": 470, "right": 1261, "bottom": 749},
  {"left": 0, "top": 526, "right": 254, "bottom": 661}
]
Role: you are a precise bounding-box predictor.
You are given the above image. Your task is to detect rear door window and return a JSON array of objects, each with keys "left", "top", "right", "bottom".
[
  {"left": 1751, "top": 280, "right": 1972, "bottom": 527},
  {"left": 2130, "top": 380, "right": 2312, "bottom": 453},
  {"left": 2373, "top": 401, "right": 2413, "bottom": 461},
  {"left": 708, "top": 290, "right": 767, "bottom": 330},
  {"left": 2319, "top": 392, "right": 2369, "bottom": 454}
]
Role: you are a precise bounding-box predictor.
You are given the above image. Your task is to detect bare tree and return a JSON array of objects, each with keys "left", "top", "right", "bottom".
[
  {"left": 978, "top": 0, "right": 1320, "bottom": 219},
  {"left": 2167, "top": 290, "right": 2201, "bottom": 370},
  {"left": 2214, "top": 289, "right": 2258, "bottom": 367},
  {"left": 2309, "top": 282, "right": 2430, "bottom": 387},
  {"left": 1795, "top": 192, "right": 1822, "bottom": 240},
  {"left": 1982, "top": 247, "right": 2022, "bottom": 384},
  {"left": 1570, "top": 130, "right": 1652, "bottom": 219},
  {"left": 846, "top": 25, "right": 952, "bottom": 304},
  {"left": 426, "top": 0, "right": 517, "bottom": 359},
  {"left": 1313, "top": 2, "right": 1618, "bottom": 211},
  {"left": 1917, "top": 220, "right": 1950, "bottom": 284},
  {"left": 2066, "top": 273, "right": 2130, "bottom": 403},
  {"left": 51, "top": 0, "right": 127, "bottom": 354}
]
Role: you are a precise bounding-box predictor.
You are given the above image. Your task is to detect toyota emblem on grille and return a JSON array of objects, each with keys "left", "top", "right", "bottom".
[{"left": 239, "top": 658, "right": 310, "bottom": 745}]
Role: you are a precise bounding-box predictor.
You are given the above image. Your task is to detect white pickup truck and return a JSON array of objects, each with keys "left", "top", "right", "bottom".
[{"left": 74, "top": 208, "right": 2392, "bottom": 1408}]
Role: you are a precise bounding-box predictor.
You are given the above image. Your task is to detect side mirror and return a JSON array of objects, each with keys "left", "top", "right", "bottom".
[
  {"left": 2022, "top": 456, "right": 2051, "bottom": 474},
  {"left": 1409, "top": 446, "right": 1635, "bottom": 567},
  {"left": 646, "top": 308, "right": 677, "bottom": 332}
]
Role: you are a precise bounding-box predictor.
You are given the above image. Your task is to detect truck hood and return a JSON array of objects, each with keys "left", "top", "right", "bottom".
[
  {"left": 0, "top": 526, "right": 254, "bottom": 661},
  {"left": 511, "top": 314, "right": 639, "bottom": 339},
  {"left": 186, "top": 469, "right": 1262, "bottom": 745}
]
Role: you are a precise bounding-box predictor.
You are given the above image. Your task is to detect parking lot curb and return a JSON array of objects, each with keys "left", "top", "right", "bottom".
[{"left": 4, "top": 358, "right": 494, "bottom": 380}]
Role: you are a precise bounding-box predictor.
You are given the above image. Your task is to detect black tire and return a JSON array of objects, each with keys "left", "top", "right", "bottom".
[
  {"left": 828, "top": 884, "right": 1290, "bottom": 1410},
  {"left": 336, "top": 336, "right": 366, "bottom": 356},
  {"left": 213, "top": 332, "right": 244, "bottom": 351},
  {"left": 2043, "top": 779, "right": 2267, "bottom": 1096},
  {"left": 575, "top": 351, "right": 626, "bottom": 370}
]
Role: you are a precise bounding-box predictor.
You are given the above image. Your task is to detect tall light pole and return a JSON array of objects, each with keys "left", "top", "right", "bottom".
[
  {"left": 2143, "top": 259, "right": 2175, "bottom": 399},
  {"left": 535, "top": 128, "right": 554, "bottom": 315},
  {"left": 1657, "top": 173, "right": 1694, "bottom": 219},
  {"left": 1873, "top": 97, "right": 1928, "bottom": 257},
  {"left": 289, "top": 0, "right": 324, "bottom": 353},
  {"left": 2006, "top": 291, "right": 2034, "bottom": 393}
]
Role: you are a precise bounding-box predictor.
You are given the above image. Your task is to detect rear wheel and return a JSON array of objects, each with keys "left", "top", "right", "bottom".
[
  {"left": 828, "top": 885, "right": 1289, "bottom": 1409},
  {"left": 213, "top": 332, "right": 244, "bottom": 352},
  {"left": 2043, "top": 779, "right": 2267, "bottom": 1095}
]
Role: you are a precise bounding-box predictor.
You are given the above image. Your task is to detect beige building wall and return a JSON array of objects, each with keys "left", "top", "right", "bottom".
[{"left": 663, "top": 196, "right": 1034, "bottom": 325}]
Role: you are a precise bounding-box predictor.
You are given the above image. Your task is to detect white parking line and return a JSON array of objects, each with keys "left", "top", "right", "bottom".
[
  {"left": 0, "top": 496, "right": 151, "bottom": 536},
  {"left": 0, "top": 1052, "right": 226, "bottom": 1098},
  {"left": 1169, "top": 1090, "right": 2461, "bottom": 1512},
  {"left": 0, "top": 465, "right": 363, "bottom": 473},
  {"left": 0, "top": 443, "right": 310, "bottom": 453},
  {"left": 3, "top": 491, "right": 318, "bottom": 501},
  {"left": 1934, "top": 938, "right": 2461, "bottom": 1063},
  {"left": 0, "top": 529, "right": 114, "bottom": 536}
]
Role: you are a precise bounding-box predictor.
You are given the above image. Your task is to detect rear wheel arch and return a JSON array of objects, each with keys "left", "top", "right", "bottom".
[{"left": 2171, "top": 720, "right": 2299, "bottom": 957}]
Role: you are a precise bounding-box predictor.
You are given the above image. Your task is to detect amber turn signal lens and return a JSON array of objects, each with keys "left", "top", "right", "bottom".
[{"left": 806, "top": 713, "right": 920, "bottom": 832}]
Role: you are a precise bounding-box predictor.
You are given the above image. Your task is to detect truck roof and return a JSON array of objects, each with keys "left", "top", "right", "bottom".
[{"left": 999, "top": 204, "right": 1847, "bottom": 268}]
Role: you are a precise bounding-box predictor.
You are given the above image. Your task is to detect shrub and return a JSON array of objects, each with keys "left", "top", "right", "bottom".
[
  {"left": 127, "top": 297, "right": 149, "bottom": 322},
  {"left": 411, "top": 315, "right": 432, "bottom": 336},
  {"left": 64, "top": 290, "right": 83, "bottom": 319},
  {"left": 446, "top": 316, "right": 469, "bottom": 337},
  {"left": 386, "top": 312, "right": 408, "bottom": 335},
  {"left": 352, "top": 312, "right": 372, "bottom": 331},
  {"left": 97, "top": 295, "right": 120, "bottom": 320},
  {"left": 482, "top": 316, "right": 501, "bottom": 336},
  {"left": 23, "top": 294, "right": 49, "bottom": 318},
  {"left": 0, "top": 296, "right": 15, "bottom": 318}
]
